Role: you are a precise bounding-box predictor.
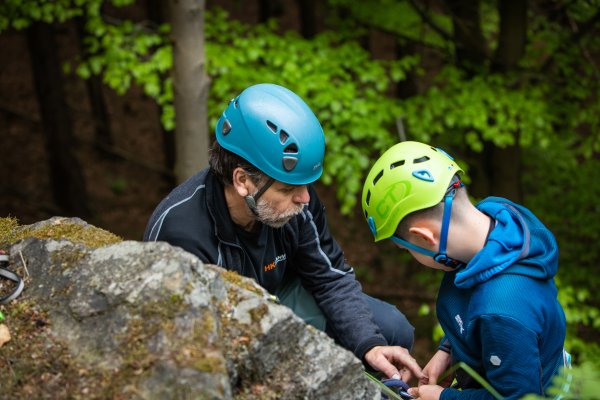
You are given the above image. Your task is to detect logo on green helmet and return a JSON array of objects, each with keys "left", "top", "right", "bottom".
[{"left": 375, "top": 181, "right": 412, "bottom": 219}]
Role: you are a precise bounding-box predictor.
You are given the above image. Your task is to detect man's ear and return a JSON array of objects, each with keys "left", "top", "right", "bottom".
[
  {"left": 231, "top": 167, "right": 253, "bottom": 197},
  {"left": 408, "top": 223, "right": 438, "bottom": 247}
]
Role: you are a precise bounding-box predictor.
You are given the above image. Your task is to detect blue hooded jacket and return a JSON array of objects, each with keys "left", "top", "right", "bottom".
[{"left": 438, "top": 197, "right": 566, "bottom": 400}]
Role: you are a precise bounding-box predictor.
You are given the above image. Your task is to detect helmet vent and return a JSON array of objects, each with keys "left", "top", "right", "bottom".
[
  {"left": 279, "top": 130, "right": 289, "bottom": 144},
  {"left": 366, "top": 190, "right": 371, "bottom": 206},
  {"left": 373, "top": 170, "right": 384, "bottom": 185},
  {"left": 390, "top": 160, "right": 405, "bottom": 169},
  {"left": 413, "top": 156, "right": 430, "bottom": 164},
  {"left": 222, "top": 119, "right": 232, "bottom": 135},
  {"left": 267, "top": 120, "right": 278, "bottom": 133},
  {"left": 284, "top": 143, "right": 298, "bottom": 153},
  {"left": 283, "top": 156, "right": 298, "bottom": 171}
]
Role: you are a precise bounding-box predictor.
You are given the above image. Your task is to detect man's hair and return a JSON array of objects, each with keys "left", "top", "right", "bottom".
[
  {"left": 396, "top": 183, "right": 469, "bottom": 239},
  {"left": 209, "top": 140, "right": 266, "bottom": 186}
]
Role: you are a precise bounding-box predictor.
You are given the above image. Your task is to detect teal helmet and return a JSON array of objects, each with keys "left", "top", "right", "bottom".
[{"left": 216, "top": 83, "right": 325, "bottom": 185}]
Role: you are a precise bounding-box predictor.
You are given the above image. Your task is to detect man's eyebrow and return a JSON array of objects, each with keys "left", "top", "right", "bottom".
[{"left": 280, "top": 183, "right": 302, "bottom": 190}]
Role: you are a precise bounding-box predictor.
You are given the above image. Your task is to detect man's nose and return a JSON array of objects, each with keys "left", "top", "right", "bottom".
[{"left": 293, "top": 185, "right": 310, "bottom": 204}]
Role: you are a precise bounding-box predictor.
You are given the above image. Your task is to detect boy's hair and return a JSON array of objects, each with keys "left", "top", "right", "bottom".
[
  {"left": 396, "top": 185, "right": 469, "bottom": 238},
  {"left": 209, "top": 140, "right": 266, "bottom": 186}
]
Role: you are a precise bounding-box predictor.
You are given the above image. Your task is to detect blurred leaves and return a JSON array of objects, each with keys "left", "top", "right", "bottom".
[{"left": 522, "top": 363, "right": 600, "bottom": 400}]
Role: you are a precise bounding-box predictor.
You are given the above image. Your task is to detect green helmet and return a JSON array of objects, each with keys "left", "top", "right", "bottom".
[{"left": 362, "top": 141, "right": 463, "bottom": 242}]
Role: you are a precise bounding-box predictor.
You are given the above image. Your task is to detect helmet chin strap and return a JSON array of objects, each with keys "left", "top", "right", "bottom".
[
  {"left": 390, "top": 179, "right": 466, "bottom": 269},
  {"left": 245, "top": 177, "right": 274, "bottom": 216}
]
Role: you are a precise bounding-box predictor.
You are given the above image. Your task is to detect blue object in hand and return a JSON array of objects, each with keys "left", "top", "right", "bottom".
[{"left": 381, "top": 378, "right": 416, "bottom": 400}]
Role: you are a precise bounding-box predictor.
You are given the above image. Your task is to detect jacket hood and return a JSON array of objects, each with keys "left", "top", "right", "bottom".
[{"left": 454, "top": 197, "right": 558, "bottom": 289}]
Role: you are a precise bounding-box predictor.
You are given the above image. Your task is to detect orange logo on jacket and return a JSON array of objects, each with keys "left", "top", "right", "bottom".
[
  {"left": 264, "top": 261, "right": 276, "bottom": 272},
  {"left": 264, "top": 254, "right": 286, "bottom": 272}
]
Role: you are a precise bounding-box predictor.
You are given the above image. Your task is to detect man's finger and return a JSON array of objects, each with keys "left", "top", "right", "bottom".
[
  {"left": 390, "top": 351, "right": 423, "bottom": 380},
  {"left": 378, "top": 359, "right": 401, "bottom": 379}
]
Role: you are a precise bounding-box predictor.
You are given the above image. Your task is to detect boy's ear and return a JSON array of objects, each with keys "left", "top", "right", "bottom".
[
  {"left": 408, "top": 224, "right": 438, "bottom": 247},
  {"left": 232, "top": 167, "right": 252, "bottom": 197}
]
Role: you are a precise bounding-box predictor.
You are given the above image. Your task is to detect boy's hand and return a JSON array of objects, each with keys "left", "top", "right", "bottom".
[
  {"left": 364, "top": 345, "right": 424, "bottom": 383},
  {"left": 421, "top": 350, "right": 453, "bottom": 386},
  {"left": 408, "top": 384, "right": 444, "bottom": 400}
]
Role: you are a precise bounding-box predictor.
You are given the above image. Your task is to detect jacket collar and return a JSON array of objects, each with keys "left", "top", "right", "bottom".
[{"left": 205, "top": 170, "right": 240, "bottom": 245}]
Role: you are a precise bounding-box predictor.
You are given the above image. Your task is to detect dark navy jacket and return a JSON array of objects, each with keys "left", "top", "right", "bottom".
[
  {"left": 439, "top": 197, "right": 566, "bottom": 400},
  {"left": 144, "top": 168, "right": 387, "bottom": 358}
]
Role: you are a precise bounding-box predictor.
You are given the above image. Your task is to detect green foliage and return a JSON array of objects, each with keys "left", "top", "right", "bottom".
[
  {"left": 0, "top": 0, "right": 174, "bottom": 131},
  {"left": 522, "top": 363, "right": 600, "bottom": 400},
  {"left": 0, "top": 0, "right": 83, "bottom": 31},
  {"left": 524, "top": 4, "right": 600, "bottom": 157},
  {"left": 108, "top": 176, "right": 127, "bottom": 194},
  {"left": 523, "top": 143, "right": 600, "bottom": 365},
  {"left": 326, "top": 0, "right": 451, "bottom": 50},
  {"left": 0, "top": 0, "right": 135, "bottom": 32},
  {"left": 401, "top": 67, "right": 557, "bottom": 153},
  {"left": 73, "top": 4, "right": 174, "bottom": 130},
  {"left": 205, "top": 8, "right": 419, "bottom": 213}
]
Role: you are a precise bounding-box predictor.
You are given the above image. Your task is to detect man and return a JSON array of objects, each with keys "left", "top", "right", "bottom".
[{"left": 145, "top": 83, "right": 421, "bottom": 380}]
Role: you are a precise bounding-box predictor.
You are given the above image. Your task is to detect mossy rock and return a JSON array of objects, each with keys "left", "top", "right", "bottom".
[{"left": 0, "top": 216, "right": 121, "bottom": 250}]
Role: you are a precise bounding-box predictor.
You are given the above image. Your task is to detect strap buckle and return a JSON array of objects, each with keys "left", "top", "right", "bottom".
[{"left": 0, "top": 252, "right": 24, "bottom": 304}]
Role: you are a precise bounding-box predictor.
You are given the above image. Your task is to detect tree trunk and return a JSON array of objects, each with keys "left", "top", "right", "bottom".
[
  {"left": 445, "top": 0, "right": 488, "bottom": 74},
  {"left": 296, "top": 0, "right": 318, "bottom": 38},
  {"left": 489, "top": 0, "right": 528, "bottom": 202},
  {"left": 446, "top": 0, "right": 527, "bottom": 201},
  {"left": 259, "top": 0, "right": 284, "bottom": 23},
  {"left": 395, "top": 42, "right": 419, "bottom": 99},
  {"left": 146, "top": 0, "right": 176, "bottom": 188},
  {"left": 167, "top": 0, "right": 210, "bottom": 183},
  {"left": 489, "top": 143, "right": 522, "bottom": 200},
  {"left": 75, "top": 17, "right": 114, "bottom": 153},
  {"left": 27, "top": 22, "right": 91, "bottom": 218},
  {"left": 493, "top": 0, "right": 527, "bottom": 72}
]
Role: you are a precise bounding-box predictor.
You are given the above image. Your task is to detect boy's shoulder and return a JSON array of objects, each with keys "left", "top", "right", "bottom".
[{"left": 469, "top": 272, "right": 557, "bottom": 321}]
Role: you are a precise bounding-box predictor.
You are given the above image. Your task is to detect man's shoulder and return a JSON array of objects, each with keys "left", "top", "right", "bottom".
[
  {"left": 144, "top": 168, "right": 212, "bottom": 241},
  {"left": 169, "top": 168, "right": 211, "bottom": 201}
]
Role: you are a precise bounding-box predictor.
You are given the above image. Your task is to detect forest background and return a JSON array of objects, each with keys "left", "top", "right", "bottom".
[{"left": 1, "top": 0, "right": 599, "bottom": 393}]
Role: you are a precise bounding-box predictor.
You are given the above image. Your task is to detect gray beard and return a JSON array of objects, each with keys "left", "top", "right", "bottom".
[{"left": 255, "top": 200, "right": 306, "bottom": 228}]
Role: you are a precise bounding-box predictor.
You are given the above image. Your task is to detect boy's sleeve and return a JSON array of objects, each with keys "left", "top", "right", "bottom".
[
  {"left": 438, "top": 336, "right": 452, "bottom": 353},
  {"left": 441, "top": 315, "right": 545, "bottom": 400}
]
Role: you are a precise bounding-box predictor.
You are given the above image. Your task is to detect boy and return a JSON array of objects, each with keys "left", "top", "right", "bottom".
[{"left": 361, "top": 141, "right": 567, "bottom": 399}]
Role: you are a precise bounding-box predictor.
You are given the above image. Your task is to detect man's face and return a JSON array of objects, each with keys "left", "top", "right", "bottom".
[{"left": 254, "top": 181, "right": 310, "bottom": 228}]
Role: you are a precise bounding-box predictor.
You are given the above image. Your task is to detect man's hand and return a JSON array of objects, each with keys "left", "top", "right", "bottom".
[
  {"left": 421, "top": 350, "right": 453, "bottom": 386},
  {"left": 364, "top": 346, "right": 424, "bottom": 383}
]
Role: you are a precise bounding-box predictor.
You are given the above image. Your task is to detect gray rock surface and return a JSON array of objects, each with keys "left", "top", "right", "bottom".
[{"left": 2, "top": 218, "right": 380, "bottom": 399}]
